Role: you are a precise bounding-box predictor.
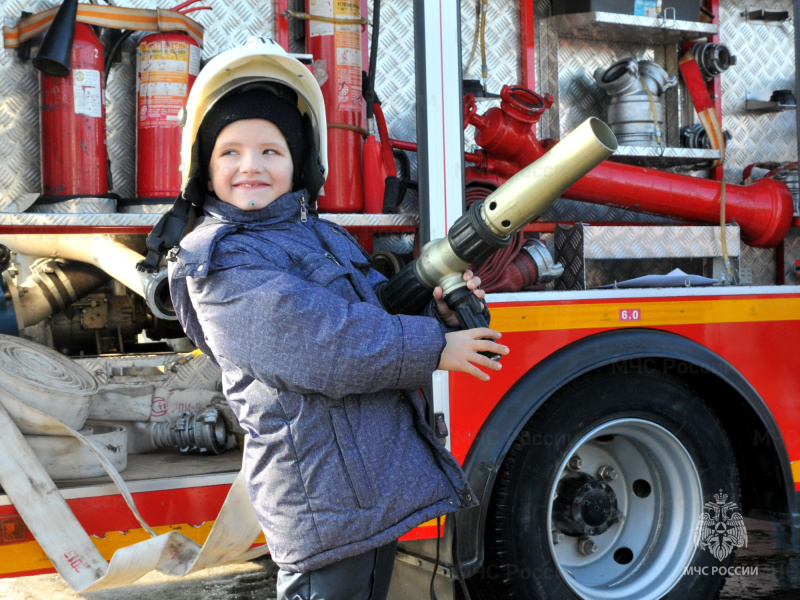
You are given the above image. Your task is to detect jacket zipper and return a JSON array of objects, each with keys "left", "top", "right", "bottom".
[{"left": 299, "top": 194, "right": 308, "bottom": 223}]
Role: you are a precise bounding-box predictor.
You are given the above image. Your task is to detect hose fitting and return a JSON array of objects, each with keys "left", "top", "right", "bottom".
[{"left": 150, "top": 406, "right": 229, "bottom": 454}]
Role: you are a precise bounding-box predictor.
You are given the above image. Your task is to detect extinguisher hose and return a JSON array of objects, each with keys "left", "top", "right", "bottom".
[
  {"left": 365, "top": 0, "right": 381, "bottom": 122},
  {"left": 104, "top": 29, "right": 134, "bottom": 85},
  {"left": 373, "top": 102, "right": 396, "bottom": 177},
  {"left": 480, "top": 0, "right": 488, "bottom": 84}
]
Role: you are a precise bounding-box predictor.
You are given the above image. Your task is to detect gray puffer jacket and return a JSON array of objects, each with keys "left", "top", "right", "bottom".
[{"left": 168, "top": 191, "right": 478, "bottom": 573}]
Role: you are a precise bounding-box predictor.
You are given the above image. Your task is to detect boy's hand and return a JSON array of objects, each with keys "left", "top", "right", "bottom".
[
  {"left": 433, "top": 270, "right": 484, "bottom": 328},
  {"left": 438, "top": 328, "right": 509, "bottom": 381}
]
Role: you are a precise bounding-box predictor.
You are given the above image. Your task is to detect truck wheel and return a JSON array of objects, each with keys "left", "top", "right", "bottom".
[{"left": 468, "top": 368, "right": 740, "bottom": 600}]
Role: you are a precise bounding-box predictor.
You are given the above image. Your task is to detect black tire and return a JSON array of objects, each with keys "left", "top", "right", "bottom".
[{"left": 467, "top": 367, "right": 741, "bottom": 600}]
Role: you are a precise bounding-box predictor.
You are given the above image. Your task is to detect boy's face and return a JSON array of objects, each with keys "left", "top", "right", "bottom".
[{"left": 207, "top": 118, "right": 294, "bottom": 211}]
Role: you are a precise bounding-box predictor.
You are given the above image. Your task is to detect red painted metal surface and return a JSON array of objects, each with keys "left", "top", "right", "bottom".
[
  {"left": 39, "top": 23, "right": 107, "bottom": 198},
  {"left": 567, "top": 163, "right": 793, "bottom": 248},
  {"left": 448, "top": 297, "right": 800, "bottom": 470},
  {"left": 0, "top": 485, "right": 230, "bottom": 538},
  {"left": 274, "top": 0, "right": 290, "bottom": 51},
  {"left": 519, "top": 0, "right": 535, "bottom": 90}
]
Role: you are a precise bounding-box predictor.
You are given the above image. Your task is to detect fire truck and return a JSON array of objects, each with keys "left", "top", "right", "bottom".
[{"left": 0, "top": 0, "right": 798, "bottom": 599}]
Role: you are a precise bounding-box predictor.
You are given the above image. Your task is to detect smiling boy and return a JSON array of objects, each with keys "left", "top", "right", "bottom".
[
  {"left": 207, "top": 118, "right": 294, "bottom": 210},
  {"left": 167, "top": 40, "right": 508, "bottom": 600}
]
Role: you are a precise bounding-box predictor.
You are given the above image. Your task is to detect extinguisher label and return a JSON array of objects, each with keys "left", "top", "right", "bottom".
[
  {"left": 336, "top": 1, "right": 362, "bottom": 112},
  {"left": 72, "top": 69, "right": 102, "bottom": 118},
  {"left": 189, "top": 44, "right": 201, "bottom": 76},
  {"left": 308, "top": 1, "right": 362, "bottom": 111},
  {"left": 309, "top": 0, "right": 335, "bottom": 37},
  {"left": 138, "top": 40, "right": 196, "bottom": 128}
]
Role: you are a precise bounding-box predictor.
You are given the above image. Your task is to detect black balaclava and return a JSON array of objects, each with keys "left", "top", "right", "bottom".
[{"left": 198, "top": 86, "right": 307, "bottom": 194}]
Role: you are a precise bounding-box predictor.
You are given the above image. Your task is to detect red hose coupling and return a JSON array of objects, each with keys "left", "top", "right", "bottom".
[{"left": 464, "top": 85, "right": 552, "bottom": 166}]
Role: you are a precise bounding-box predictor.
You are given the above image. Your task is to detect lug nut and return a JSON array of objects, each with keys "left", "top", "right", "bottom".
[
  {"left": 578, "top": 537, "right": 599, "bottom": 556},
  {"left": 567, "top": 455, "right": 584, "bottom": 471},
  {"left": 597, "top": 465, "right": 618, "bottom": 481}
]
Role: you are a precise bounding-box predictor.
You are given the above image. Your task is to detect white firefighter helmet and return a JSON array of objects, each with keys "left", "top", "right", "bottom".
[{"left": 179, "top": 37, "right": 327, "bottom": 203}]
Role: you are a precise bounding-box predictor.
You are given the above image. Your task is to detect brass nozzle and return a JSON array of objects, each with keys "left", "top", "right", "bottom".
[{"left": 480, "top": 117, "right": 618, "bottom": 237}]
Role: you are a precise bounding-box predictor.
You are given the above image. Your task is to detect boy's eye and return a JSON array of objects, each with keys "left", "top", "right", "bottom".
[{"left": 263, "top": 148, "right": 277, "bottom": 155}]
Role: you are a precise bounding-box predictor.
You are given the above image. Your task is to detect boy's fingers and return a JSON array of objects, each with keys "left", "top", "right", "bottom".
[
  {"left": 466, "top": 363, "right": 491, "bottom": 381},
  {"left": 470, "top": 327, "right": 501, "bottom": 340}
]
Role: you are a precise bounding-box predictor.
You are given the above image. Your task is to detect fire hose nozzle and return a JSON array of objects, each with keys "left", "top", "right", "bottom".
[{"left": 379, "top": 117, "right": 617, "bottom": 322}]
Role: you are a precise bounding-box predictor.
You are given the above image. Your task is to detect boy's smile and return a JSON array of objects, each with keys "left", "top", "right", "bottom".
[{"left": 208, "top": 118, "right": 294, "bottom": 211}]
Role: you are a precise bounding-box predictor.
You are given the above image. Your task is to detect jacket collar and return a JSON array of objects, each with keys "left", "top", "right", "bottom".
[{"left": 203, "top": 189, "right": 307, "bottom": 226}]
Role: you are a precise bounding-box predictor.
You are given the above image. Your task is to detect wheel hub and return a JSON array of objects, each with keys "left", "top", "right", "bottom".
[{"left": 553, "top": 472, "right": 619, "bottom": 536}]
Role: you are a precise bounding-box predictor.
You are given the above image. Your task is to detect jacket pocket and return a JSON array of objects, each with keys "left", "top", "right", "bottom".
[
  {"left": 289, "top": 252, "right": 350, "bottom": 287},
  {"left": 330, "top": 406, "right": 377, "bottom": 509}
]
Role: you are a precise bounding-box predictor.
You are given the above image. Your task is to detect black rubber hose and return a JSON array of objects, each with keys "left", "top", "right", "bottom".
[{"left": 365, "top": 0, "right": 381, "bottom": 121}]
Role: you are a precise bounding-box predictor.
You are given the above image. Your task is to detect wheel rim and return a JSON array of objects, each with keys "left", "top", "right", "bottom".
[{"left": 546, "top": 418, "right": 702, "bottom": 600}]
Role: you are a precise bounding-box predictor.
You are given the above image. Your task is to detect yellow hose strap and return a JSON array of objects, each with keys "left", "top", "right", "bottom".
[
  {"left": 640, "top": 77, "right": 663, "bottom": 146},
  {"left": 3, "top": 5, "right": 204, "bottom": 49},
  {"left": 281, "top": 10, "right": 366, "bottom": 25},
  {"left": 328, "top": 122, "right": 369, "bottom": 136}
]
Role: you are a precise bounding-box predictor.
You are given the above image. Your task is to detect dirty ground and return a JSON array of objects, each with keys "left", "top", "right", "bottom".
[{"left": 1, "top": 518, "right": 799, "bottom": 599}]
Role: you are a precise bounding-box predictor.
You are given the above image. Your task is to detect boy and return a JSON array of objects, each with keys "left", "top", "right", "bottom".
[{"left": 167, "top": 39, "right": 508, "bottom": 600}]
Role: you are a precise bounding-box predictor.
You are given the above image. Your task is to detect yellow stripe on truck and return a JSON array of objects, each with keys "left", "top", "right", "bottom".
[
  {"left": 490, "top": 297, "right": 800, "bottom": 333},
  {"left": 792, "top": 461, "right": 800, "bottom": 483},
  {"left": 0, "top": 522, "right": 270, "bottom": 577}
]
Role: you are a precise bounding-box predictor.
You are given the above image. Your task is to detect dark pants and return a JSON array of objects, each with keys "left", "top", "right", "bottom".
[{"left": 276, "top": 540, "right": 398, "bottom": 600}]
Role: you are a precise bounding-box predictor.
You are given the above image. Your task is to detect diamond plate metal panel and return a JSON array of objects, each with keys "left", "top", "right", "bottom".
[
  {"left": 26, "top": 197, "right": 117, "bottom": 214},
  {"left": 461, "top": 0, "right": 521, "bottom": 96},
  {"left": 76, "top": 353, "right": 221, "bottom": 392},
  {"left": 741, "top": 244, "right": 778, "bottom": 285},
  {"left": 552, "top": 12, "right": 718, "bottom": 44},
  {"left": 718, "top": 0, "right": 797, "bottom": 185},
  {"left": 582, "top": 225, "right": 740, "bottom": 258},
  {"left": 370, "top": 0, "right": 416, "bottom": 152},
  {"left": 739, "top": 229, "right": 800, "bottom": 287},
  {"left": 554, "top": 223, "right": 737, "bottom": 289}
]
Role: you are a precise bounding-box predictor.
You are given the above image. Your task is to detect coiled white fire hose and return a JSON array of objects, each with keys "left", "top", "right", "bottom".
[{"left": 0, "top": 334, "right": 267, "bottom": 592}]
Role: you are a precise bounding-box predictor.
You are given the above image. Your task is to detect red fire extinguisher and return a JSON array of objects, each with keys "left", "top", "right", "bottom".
[
  {"left": 306, "top": 0, "right": 366, "bottom": 213},
  {"left": 39, "top": 22, "right": 107, "bottom": 198},
  {"left": 136, "top": 31, "right": 200, "bottom": 199}
]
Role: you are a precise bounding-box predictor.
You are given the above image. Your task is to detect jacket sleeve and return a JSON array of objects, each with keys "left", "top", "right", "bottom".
[{"left": 186, "top": 243, "right": 446, "bottom": 399}]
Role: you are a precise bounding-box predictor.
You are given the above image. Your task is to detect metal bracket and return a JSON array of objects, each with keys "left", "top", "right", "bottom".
[
  {"left": 394, "top": 550, "right": 452, "bottom": 578},
  {"left": 741, "top": 9, "right": 791, "bottom": 22}
]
